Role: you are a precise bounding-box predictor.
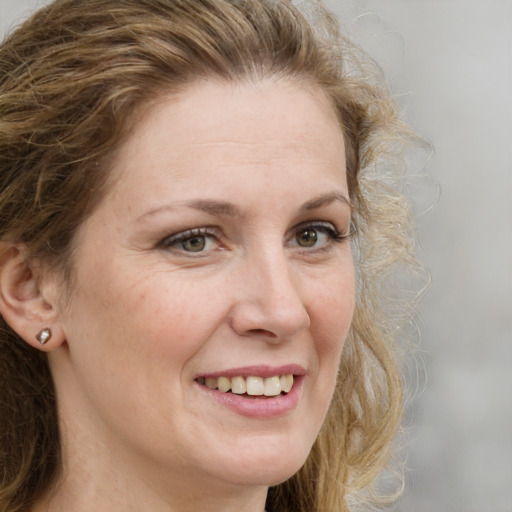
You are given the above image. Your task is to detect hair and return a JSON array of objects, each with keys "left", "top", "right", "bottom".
[{"left": 0, "top": 1, "right": 421, "bottom": 511}]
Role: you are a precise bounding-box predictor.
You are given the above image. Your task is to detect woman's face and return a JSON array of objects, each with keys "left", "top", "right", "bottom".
[{"left": 51, "top": 78, "right": 355, "bottom": 494}]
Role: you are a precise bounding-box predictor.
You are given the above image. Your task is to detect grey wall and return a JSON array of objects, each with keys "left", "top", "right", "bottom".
[
  {"left": 330, "top": 2, "right": 512, "bottom": 511},
  {"left": 2, "top": 1, "right": 511, "bottom": 511}
]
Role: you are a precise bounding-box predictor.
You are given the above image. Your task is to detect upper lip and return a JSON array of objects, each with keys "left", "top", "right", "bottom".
[{"left": 197, "top": 364, "right": 306, "bottom": 379}]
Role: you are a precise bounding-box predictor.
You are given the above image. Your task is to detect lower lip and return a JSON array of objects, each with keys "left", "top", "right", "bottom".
[{"left": 197, "top": 376, "right": 304, "bottom": 419}]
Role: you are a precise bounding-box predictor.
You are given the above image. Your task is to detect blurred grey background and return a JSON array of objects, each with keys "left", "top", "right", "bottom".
[
  {"left": 1, "top": 1, "right": 511, "bottom": 511},
  {"left": 331, "top": 3, "right": 512, "bottom": 511}
]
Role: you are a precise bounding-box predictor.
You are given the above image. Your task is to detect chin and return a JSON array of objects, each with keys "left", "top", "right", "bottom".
[
  {"left": 225, "top": 462, "right": 305, "bottom": 488},
  {"left": 213, "top": 434, "right": 312, "bottom": 487}
]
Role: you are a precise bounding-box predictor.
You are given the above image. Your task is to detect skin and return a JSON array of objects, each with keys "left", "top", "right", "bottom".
[{"left": 32, "top": 78, "right": 355, "bottom": 512}]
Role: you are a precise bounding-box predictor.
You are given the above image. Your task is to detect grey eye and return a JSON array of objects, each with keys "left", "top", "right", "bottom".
[{"left": 182, "top": 235, "right": 206, "bottom": 252}]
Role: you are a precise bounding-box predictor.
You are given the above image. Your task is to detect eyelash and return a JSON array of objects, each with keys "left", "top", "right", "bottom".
[
  {"left": 292, "top": 221, "right": 348, "bottom": 248},
  {"left": 159, "top": 221, "right": 350, "bottom": 255},
  {"left": 159, "top": 227, "right": 219, "bottom": 253}
]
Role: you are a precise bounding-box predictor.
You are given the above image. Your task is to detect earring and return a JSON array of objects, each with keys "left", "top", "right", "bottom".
[{"left": 35, "top": 328, "right": 52, "bottom": 345}]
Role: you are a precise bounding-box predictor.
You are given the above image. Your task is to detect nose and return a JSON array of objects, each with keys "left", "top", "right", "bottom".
[{"left": 228, "top": 245, "right": 311, "bottom": 341}]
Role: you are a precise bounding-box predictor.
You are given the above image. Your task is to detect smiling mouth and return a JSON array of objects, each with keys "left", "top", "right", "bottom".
[{"left": 196, "top": 374, "right": 294, "bottom": 397}]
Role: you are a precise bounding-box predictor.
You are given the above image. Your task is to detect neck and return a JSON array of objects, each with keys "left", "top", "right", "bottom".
[
  {"left": 31, "top": 412, "right": 269, "bottom": 512},
  {"left": 32, "top": 465, "right": 269, "bottom": 512}
]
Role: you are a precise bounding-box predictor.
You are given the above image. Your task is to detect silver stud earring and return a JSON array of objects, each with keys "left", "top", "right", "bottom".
[{"left": 35, "top": 328, "right": 52, "bottom": 345}]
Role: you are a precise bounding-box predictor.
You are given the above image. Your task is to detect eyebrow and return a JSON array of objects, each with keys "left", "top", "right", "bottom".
[
  {"left": 298, "top": 191, "right": 353, "bottom": 213},
  {"left": 137, "top": 191, "right": 352, "bottom": 222},
  {"left": 137, "top": 199, "right": 243, "bottom": 222}
]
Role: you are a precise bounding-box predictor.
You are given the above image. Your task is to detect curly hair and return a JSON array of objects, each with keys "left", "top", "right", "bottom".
[{"left": 0, "top": 1, "right": 421, "bottom": 510}]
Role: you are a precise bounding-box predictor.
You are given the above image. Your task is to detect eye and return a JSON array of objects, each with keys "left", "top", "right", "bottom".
[
  {"left": 181, "top": 234, "right": 206, "bottom": 252},
  {"left": 296, "top": 227, "right": 318, "bottom": 247},
  {"left": 160, "top": 227, "right": 218, "bottom": 254},
  {"left": 291, "top": 222, "right": 347, "bottom": 250}
]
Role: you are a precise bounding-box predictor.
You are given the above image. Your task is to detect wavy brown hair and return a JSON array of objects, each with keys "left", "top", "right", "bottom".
[{"left": 0, "top": 1, "right": 420, "bottom": 511}]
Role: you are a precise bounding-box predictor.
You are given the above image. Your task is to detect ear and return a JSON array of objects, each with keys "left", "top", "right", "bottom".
[{"left": 0, "top": 243, "right": 66, "bottom": 351}]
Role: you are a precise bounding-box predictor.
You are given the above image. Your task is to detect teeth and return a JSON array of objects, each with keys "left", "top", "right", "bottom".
[
  {"left": 264, "top": 376, "right": 281, "bottom": 396},
  {"left": 231, "top": 376, "right": 247, "bottom": 395},
  {"left": 217, "top": 376, "right": 231, "bottom": 393},
  {"left": 205, "top": 377, "right": 217, "bottom": 390},
  {"left": 199, "top": 374, "right": 294, "bottom": 396},
  {"left": 246, "top": 376, "right": 265, "bottom": 395},
  {"left": 280, "top": 374, "right": 293, "bottom": 393}
]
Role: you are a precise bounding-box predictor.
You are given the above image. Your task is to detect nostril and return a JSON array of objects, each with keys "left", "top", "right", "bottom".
[{"left": 248, "top": 328, "right": 277, "bottom": 338}]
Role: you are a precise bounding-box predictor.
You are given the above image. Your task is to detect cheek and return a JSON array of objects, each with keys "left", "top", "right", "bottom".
[
  {"left": 310, "top": 267, "right": 355, "bottom": 351},
  {"left": 296, "top": 268, "right": 355, "bottom": 446},
  {"left": 57, "top": 271, "right": 226, "bottom": 431},
  {"left": 99, "top": 275, "right": 225, "bottom": 372},
  {"left": 307, "top": 268, "right": 355, "bottom": 409}
]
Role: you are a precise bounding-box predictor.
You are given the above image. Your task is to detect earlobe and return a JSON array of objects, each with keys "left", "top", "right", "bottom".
[
  {"left": 0, "top": 244, "right": 65, "bottom": 351},
  {"left": 35, "top": 327, "right": 53, "bottom": 345}
]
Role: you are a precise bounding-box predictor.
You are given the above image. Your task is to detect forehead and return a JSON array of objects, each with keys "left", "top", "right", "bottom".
[{"left": 104, "top": 78, "right": 347, "bottom": 206}]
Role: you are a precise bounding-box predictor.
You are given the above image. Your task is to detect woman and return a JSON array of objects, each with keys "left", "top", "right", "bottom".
[{"left": 0, "top": 1, "right": 419, "bottom": 511}]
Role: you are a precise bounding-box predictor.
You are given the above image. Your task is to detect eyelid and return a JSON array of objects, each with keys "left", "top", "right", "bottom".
[
  {"left": 292, "top": 220, "right": 346, "bottom": 238},
  {"left": 159, "top": 226, "right": 220, "bottom": 251},
  {"left": 286, "top": 220, "right": 349, "bottom": 251}
]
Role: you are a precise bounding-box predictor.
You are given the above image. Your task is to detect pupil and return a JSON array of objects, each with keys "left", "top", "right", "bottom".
[
  {"left": 183, "top": 236, "right": 205, "bottom": 252},
  {"left": 298, "top": 229, "right": 317, "bottom": 247}
]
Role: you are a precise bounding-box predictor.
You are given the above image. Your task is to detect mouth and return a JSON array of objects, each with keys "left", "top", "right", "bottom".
[
  {"left": 195, "top": 366, "right": 305, "bottom": 417},
  {"left": 196, "top": 374, "right": 294, "bottom": 398}
]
